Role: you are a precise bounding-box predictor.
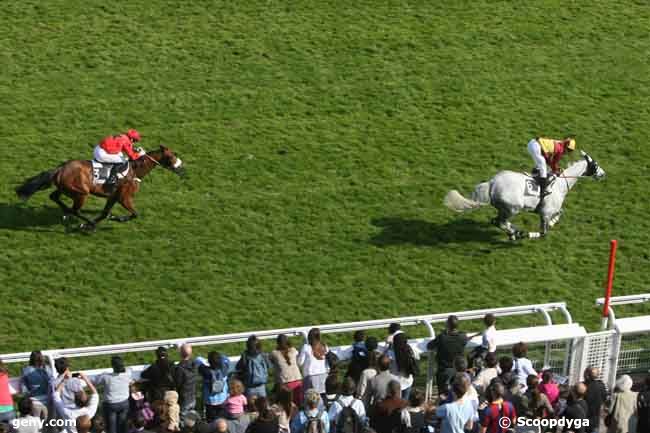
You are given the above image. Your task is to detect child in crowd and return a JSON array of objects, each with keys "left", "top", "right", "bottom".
[
  {"left": 92, "top": 415, "right": 106, "bottom": 433},
  {"left": 225, "top": 379, "right": 247, "bottom": 419},
  {"left": 162, "top": 391, "right": 180, "bottom": 432},
  {"left": 130, "top": 383, "right": 155, "bottom": 427}
]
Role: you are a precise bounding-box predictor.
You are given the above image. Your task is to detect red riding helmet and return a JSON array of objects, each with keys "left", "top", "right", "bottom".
[{"left": 126, "top": 129, "right": 141, "bottom": 142}]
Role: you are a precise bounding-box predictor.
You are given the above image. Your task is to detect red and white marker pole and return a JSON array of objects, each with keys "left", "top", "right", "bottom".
[{"left": 601, "top": 239, "right": 618, "bottom": 330}]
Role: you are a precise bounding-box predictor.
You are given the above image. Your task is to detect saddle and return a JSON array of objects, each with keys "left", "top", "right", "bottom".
[{"left": 91, "top": 160, "right": 129, "bottom": 185}]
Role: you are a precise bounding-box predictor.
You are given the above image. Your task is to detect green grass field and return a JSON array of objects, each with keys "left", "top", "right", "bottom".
[{"left": 2, "top": 1, "right": 649, "bottom": 356}]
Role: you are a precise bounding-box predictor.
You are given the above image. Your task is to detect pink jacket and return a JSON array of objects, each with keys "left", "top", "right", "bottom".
[
  {"left": 0, "top": 373, "right": 13, "bottom": 407},
  {"left": 539, "top": 382, "right": 560, "bottom": 405}
]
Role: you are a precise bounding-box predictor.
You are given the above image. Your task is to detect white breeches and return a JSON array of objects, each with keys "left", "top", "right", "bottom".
[
  {"left": 93, "top": 146, "right": 126, "bottom": 164},
  {"left": 527, "top": 139, "right": 548, "bottom": 178}
]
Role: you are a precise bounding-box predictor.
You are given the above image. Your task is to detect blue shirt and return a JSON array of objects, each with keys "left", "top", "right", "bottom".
[
  {"left": 436, "top": 399, "right": 475, "bottom": 433},
  {"left": 196, "top": 356, "right": 231, "bottom": 406}
]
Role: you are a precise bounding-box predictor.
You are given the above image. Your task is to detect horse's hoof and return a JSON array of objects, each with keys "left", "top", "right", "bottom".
[{"left": 79, "top": 223, "right": 96, "bottom": 232}]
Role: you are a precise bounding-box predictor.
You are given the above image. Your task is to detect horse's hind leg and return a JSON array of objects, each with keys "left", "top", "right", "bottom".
[
  {"left": 50, "top": 190, "right": 72, "bottom": 222},
  {"left": 69, "top": 194, "right": 96, "bottom": 228},
  {"left": 492, "top": 208, "right": 524, "bottom": 240}
]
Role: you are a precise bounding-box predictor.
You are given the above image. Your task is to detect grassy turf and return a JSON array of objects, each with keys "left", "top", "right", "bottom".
[{"left": 1, "top": 1, "right": 649, "bottom": 356}]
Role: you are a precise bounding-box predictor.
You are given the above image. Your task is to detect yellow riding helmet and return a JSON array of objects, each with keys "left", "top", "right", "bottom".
[{"left": 567, "top": 138, "right": 576, "bottom": 150}]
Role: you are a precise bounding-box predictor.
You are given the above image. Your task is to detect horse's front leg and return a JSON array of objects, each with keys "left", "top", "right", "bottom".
[
  {"left": 93, "top": 196, "right": 119, "bottom": 225},
  {"left": 112, "top": 191, "right": 139, "bottom": 222}
]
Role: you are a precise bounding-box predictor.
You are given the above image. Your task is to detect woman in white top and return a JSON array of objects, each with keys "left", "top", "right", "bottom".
[
  {"left": 94, "top": 356, "right": 132, "bottom": 433},
  {"left": 386, "top": 333, "right": 419, "bottom": 399},
  {"left": 298, "top": 328, "right": 329, "bottom": 395},
  {"left": 512, "top": 342, "right": 536, "bottom": 393}
]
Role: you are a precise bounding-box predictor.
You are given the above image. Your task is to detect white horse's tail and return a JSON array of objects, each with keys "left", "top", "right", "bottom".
[{"left": 444, "top": 182, "right": 491, "bottom": 213}]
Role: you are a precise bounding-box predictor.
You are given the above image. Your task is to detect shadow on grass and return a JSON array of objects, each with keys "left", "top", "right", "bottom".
[
  {"left": 369, "top": 217, "right": 517, "bottom": 248},
  {"left": 0, "top": 203, "right": 63, "bottom": 229},
  {"left": 0, "top": 203, "right": 109, "bottom": 234}
]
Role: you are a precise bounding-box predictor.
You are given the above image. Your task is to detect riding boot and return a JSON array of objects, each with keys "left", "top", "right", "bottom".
[
  {"left": 536, "top": 177, "right": 548, "bottom": 211},
  {"left": 104, "top": 164, "right": 119, "bottom": 193}
]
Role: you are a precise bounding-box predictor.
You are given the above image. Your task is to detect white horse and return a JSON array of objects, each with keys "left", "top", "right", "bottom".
[{"left": 444, "top": 151, "right": 606, "bottom": 240}]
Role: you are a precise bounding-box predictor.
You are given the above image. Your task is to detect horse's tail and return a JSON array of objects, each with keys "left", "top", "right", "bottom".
[
  {"left": 444, "top": 181, "right": 491, "bottom": 213},
  {"left": 16, "top": 169, "right": 56, "bottom": 201}
]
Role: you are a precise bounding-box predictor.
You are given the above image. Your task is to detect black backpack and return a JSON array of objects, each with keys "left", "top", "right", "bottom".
[{"left": 336, "top": 400, "right": 363, "bottom": 433}]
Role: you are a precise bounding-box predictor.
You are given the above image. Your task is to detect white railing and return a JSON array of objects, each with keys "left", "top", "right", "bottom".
[{"left": 2, "top": 302, "right": 573, "bottom": 400}]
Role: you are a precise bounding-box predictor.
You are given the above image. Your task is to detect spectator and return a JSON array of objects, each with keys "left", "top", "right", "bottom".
[
  {"left": 245, "top": 398, "right": 278, "bottom": 433},
  {"left": 327, "top": 378, "right": 366, "bottom": 433},
  {"left": 173, "top": 344, "right": 198, "bottom": 419},
  {"left": 449, "top": 356, "right": 477, "bottom": 404},
  {"left": 0, "top": 360, "right": 15, "bottom": 425},
  {"left": 52, "top": 372, "right": 99, "bottom": 433},
  {"left": 298, "top": 329, "right": 329, "bottom": 398},
  {"left": 497, "top": 357, "right": 513, "bottom": 377},
  {"left": 225, "top": 380, "right": 247, "bottom": 419},
  {"left": 426, "top": 316, "right": 468, "bottom": 395},
  {"left": 128, "top": 383, "right": 154, "bottom": 428},
  {"left": 162, "top": 391, "right": 180, "bottom": 432},
  {"left": 323, "top": 377, "right": 340, "bottom": 411},
  {"left": 563, "top": 385, "right": 588, "bottom": 433},
  {"left": 270, "top": 386, "right": 296, "bottom": 433},
  {"left": 387, "top": 333, "right": 418, "bottom": 400},
  {"left": 214, "top": 419, "right": 230, "bottom": 433},
  {"left": 538, "top": 370, "right": 559, "bottom": 406},
  {"left": 367, "top": 355, "right": 397, "bottom": 406},
  {"left": 20, "top": 351, "right": 50, "bottom": 420},
  {"left": 385, "top": 324, "right": 403, "bottom": 350},
  {"left": 11, "top": 398, "right": 40, "bottom": 433},
  {"left": 52, "top": 358, "right": 84, "bottom": 410},
  {"left": 435, "top": 374, "right": 474, "bottom": 433},
  {"left": 511, "top": 343, "right": 536, "bottom": 393},
  {"left": 525, "top": 375, "right": 553, "bottom": 419},
  {"left": 355, "top": 338, "right": 379, "bottom": 406},
  {"left": 504, "top": 376, "right": 527, "bottom": 418},
  {"left": 269, "top": 335, "right": 303, "bottom": 408},
  {"left": 197, "top": 352, "right": 230, "bottom": 422},
  {"left": 92, "top": 414, "right": 106, "bottom": 433},
  {"left": 129, "top": 415, "right": 155, "bottom": 433},
  {"left": 607, "top": 375, "right": 637, "bottom": 433},
  {"left": 479, "top": 382, "right": 515, "bottom": 433},
  {"left": 94, "top": 356, "right": 131, "bottom": 433},
  {"left": 637, "top": 375, "right": 650, "bottom": 433},
  {"left": 399, "top": 389, "right": 426, "bottom": 433},
  {"left": 76, "top": 415, "right": 92, "bottom": 433},
  {"left": 290, "top": 389, "right": 329, "bottom": 433},
  {"left": 555, "top": 384, "right": 570, "bottom": 417},
  {"left": 481, "top": 314, "right": 497, "bottom": 354},
  {"left": 345, "top": 332, "right": 368, "bottom": 384},
  {"left": 372, "top": 381, "right": 407, "bottom": 433},
  {"left": 140, "top": 347, "right": 176, "bottom": 403},
  {"left": 472, "top": 353, "right": 498, "bottom": 395},
  {"left": 583, "top": 367, "right": 607, "bottom": 433},
  {"left": 237, "top": 336, "right": 270, "bottom": 399},
  {"left": 467, "top": 314, "right": 497, "bottom": 371}
]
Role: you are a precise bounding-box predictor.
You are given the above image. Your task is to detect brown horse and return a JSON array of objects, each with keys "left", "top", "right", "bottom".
[{"left": 16, "top": 145, "right": 184, "bottom": 230}]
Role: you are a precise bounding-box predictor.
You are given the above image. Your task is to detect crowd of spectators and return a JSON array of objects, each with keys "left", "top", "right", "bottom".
[{"left": 0, "top": 320, "right": 648, "bottom": 433}]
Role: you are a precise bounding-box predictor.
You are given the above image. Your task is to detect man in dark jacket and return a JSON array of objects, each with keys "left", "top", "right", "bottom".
[
  {"left": 141, "top": 346, "right": 176, "bottom": 402},
  {"left": 174, "top": 343, "right": 198, "bottom": 418},
  {"left": 426, "top": 315, "right": 468, "bottom": 395},
  {"left": 583, "top": 367, "right": 607, "bottom": 433}
]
